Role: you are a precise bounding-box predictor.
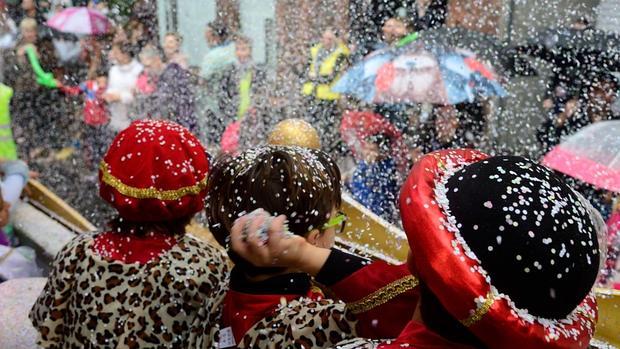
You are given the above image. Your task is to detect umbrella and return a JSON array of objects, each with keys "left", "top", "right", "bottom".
[
  {"left": 334, "top": 41, "right": 507, "bottom": 105},
  {"left": 542, "top": 120, "right": 620, "bottom": 192},
  {"left": 533, "top": 27, "right": 620, "bottom": 53},
  {"left": 521, "top": 27, "right": 620, "bottom": 72},
  {"left": 340, "top": 111, "right": 408, "bottom": 172},
  {"left": 47, "top": 7, "right": 111, "bottom": 35},
  {"left": 415, "top": 27, "right": 537, "bottom": 76}
]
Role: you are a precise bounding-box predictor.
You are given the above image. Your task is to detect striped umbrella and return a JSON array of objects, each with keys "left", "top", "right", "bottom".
[{"left": 47, "top": 7, "right": 111, "bottom": 35}]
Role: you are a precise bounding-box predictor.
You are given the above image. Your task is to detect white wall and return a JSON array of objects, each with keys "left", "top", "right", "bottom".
[
  {"left": 239, "top": 0, "right": 276, "bottom": 64},
  {"left": 177, "top": 0, "right": 217, "bottom": 66},
  {"left": 597, "top": 0, "right": 620, "bottom": 33},
  {"left": 157, "top": 0, "right": 217, "bottom": 67},
  {"left": 157, "top": 0, "right": 275, "bottom": 66}
]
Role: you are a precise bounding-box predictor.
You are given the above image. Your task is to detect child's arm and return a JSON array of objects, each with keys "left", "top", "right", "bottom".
[
  {"left": 58, "top": 83, "right": 82, "bottom": 96},
  {"left": 231, "top": 213, "right": 418, "bottom": 338}
]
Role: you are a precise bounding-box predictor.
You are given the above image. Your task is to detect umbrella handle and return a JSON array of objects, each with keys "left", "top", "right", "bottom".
[
  {"left": 25, "top": 46, "right": 57, "bottom": 89},
  {"left": 396, "top": 32, "right": 419, "bottom": 48}
]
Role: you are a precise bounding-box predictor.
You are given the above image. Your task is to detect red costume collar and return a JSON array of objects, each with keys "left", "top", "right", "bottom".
[
  {"left": 399, "top": 149, "right": 597, "bottom": 349},
  {"left": 92, "top": 231, "right": 177, "bottom": 264},
  {"left": 222, "top": 286, "right": 324, "bottom": 344}
]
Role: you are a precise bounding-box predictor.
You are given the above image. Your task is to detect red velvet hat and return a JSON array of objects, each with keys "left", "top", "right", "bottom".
[
  {"left": 399, "top": 149, "right": 600, "bottom": 349},
  {"left": 99, "top": 120, "right": 209, "bottom": 222}
]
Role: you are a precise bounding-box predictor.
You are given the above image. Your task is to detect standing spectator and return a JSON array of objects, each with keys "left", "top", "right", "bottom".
[
  {"left": 162, "top": 32, "right": 188, "bottom": 68},
  {"left": 13, "top": 0, "right": 45, "bottom": 27},
  {"left": 219, "top": 35, "right": 266, "bottom": 153},
  {"left": 199, "top": 21, "right": 237, "bottom": 146},
  {"left": 103, "top": 42, "right": 142, "bottom": 132},
  {"left": 537, "top": 73, "right": 618, "bottom": 153},
  {"left": 411, "top": 0, "right": 448, "bottom": 31},
  {"left": 378, "top": 17, "right": 409, "bottom": 49},
  {"left": 8, "top": 18, "right": 61, "bottom": 160},
  {"left": 56, "top": 67, "right": 109, "bottom": 171},
  {"left": 373, "top": 17, "right": 412, "bottom": 134},
  {"left": 348, "top": 133, "right": 399, "bottom": 222},
  {"left": 0, "top": 82, "right": 18, "bottom": 160},
  {"left": 124, "top": 18, "right": 148, "bottom": 56},
  {"left": 201, "top": 21, "right": 236, "bottom": 79},
  {"left": 301, "top": 27, "right": 349, "bottom": 153},
  {"left": 0, "top": 1, "right": 17, "bottom": 82},
  {"left": 135, "top": 44, "right": 196, "bottom": 132},
  {"left": 79, "top": 34, "right": 107, "bottom": 84}
]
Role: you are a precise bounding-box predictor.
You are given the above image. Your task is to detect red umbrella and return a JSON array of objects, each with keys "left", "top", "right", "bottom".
[{"left": 340, "top": 110, "right": 408, "bottom": 172}]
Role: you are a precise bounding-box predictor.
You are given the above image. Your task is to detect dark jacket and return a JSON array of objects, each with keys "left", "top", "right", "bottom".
[
  {"left": 134, "top": 63, "right": 196, "bottom": 132},
  {"left": 410, "top": 0, "right": 448, "bottom": 32}
]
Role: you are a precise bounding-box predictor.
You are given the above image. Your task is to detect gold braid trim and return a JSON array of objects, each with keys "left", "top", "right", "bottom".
[
  {"left": 347, "top": 275, "right": 419, "bottom": 314},
  {"left": 460, "top": 291, "right": 497, "bottom": 327},
  {"left": 99, "top": 161, "right": 208, "bottom": 200}
]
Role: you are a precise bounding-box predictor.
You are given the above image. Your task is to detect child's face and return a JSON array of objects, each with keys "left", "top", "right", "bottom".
[
  {"left": 96, "top": 76, "right": 107, "bottom": 87},
  {"left": 361, "top": 141, "right": 380, "bottom": 163},
  {"left": 163, "top": 35, "right": 180, "bottom": 58},
  {"left": 308, "top": 208, "right": 340, "bottom": 249},
  {"left": 22, "top": 27, "right": 37, "bottom": 44}
]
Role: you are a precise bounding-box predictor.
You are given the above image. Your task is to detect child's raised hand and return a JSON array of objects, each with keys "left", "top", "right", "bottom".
[
  {"left": 230, "top": 209, "right": 332, "bottom": 276},
  {"left": 231, "top": 211, "right": 306, "bottom": 269}
]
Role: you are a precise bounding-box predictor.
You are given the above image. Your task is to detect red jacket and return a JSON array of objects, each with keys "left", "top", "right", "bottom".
[
  {"left": 330, "top": 261, "right": 419, "bottom": 339},
  {"left": 60, "top": 80, "right": 108, "bottom": 126}
]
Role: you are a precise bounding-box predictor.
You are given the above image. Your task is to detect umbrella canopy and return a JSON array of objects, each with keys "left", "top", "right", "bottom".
[
  {"left": 47, "top": 7, "right": 111, "bottom": 35},
  {"left": 334, "top": 41, "right": 506, "bottom": 105},
  {"left": 542, "top": 120, "right": 620, "bottom": 192},
  {"left": 522, "top": 27, "right": 620, "bottom": 72},
  {"left": 534, "top": 27, "right": 620, "bottom": 53},
  {"left": 416, "top": 27, "right": 536, "bottom": 77}
]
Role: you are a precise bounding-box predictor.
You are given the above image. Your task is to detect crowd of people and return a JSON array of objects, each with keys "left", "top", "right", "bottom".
[
  {"left": 19, "top": 119, "right": 610, "bottom": 349},
  {"left": 0, "top": 0, "right": 617, "bottom": 347}
]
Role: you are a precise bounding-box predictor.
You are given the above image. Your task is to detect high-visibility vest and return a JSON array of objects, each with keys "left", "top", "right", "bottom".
[
  {"left": 0, "top": 84, "right": 17, "bottom": 160},
  {"left": 237, "top": 70, "right": 253, "bottom": 120},
  {"left": 302, "top": 43, "right": 349, "bottom": 101}
]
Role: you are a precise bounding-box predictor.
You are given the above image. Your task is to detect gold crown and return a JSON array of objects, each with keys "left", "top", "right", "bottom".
[{"left": 267, "top": 119, "right": 321, "bottom": 149}]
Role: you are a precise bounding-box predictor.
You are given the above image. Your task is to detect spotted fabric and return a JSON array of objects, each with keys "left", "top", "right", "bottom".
[
  {"left": 239, "top": 298, "right": 358, "bottom": 349},
  {"left": 331, "top": 339, "right": 379, "bottom": 349},
  {"left": 29, "top": 233, "right": 229, "bottom": 349}
]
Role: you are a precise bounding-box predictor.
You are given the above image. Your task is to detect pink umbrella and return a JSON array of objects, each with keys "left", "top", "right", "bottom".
[
  {"left": 47, "top": 7, "right": 111, "bottom": 35},
  {"left": 542, "top": 120, "right": 620, "bottom": 192}
]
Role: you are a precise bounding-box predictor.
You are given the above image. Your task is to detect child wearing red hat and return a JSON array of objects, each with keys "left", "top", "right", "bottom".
[
  {"left": 29, "top": 120, "right": 229, "bottom": 348},
  {"left": 232, "top": 149, "right": 604, "bottom": 349},
  {"left": 205, "top": 145, "right": 417, "bottom": 348}
]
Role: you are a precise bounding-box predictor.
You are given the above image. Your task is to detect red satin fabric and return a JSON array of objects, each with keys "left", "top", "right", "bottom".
[
  {"left": 92, "top": 231, "right": 177, "bottom": 264},
  {"left": 330, "top": 261, "right": 419, "bottom": 339},
  {"left": 399, "top": 149, "right": 597, "bottom": 349}
]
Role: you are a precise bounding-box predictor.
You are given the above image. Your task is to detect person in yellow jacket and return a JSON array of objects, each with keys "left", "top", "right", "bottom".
[
  {"left": 0, "top": 83, "right": 17, "bottom": 161},
  {"left": 302, "top": 27, "right": 350, "bottom": 153}
]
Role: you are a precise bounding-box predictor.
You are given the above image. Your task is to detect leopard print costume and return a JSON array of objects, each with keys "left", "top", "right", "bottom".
[
  {"left": 30, "top": 232, "right": 229, "bottom": 349},
  {"left": 238, "top": 298, "right": 358, "bottom": 349}
]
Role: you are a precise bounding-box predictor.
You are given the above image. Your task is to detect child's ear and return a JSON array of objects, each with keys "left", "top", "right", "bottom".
[{"left": 306, "top": 229, "right": 322, "bottom": 246}]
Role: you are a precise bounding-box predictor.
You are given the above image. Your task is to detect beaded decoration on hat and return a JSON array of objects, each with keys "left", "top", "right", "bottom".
[{"left": 99, "top": 120, "right": 209, "bottom": 222}]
